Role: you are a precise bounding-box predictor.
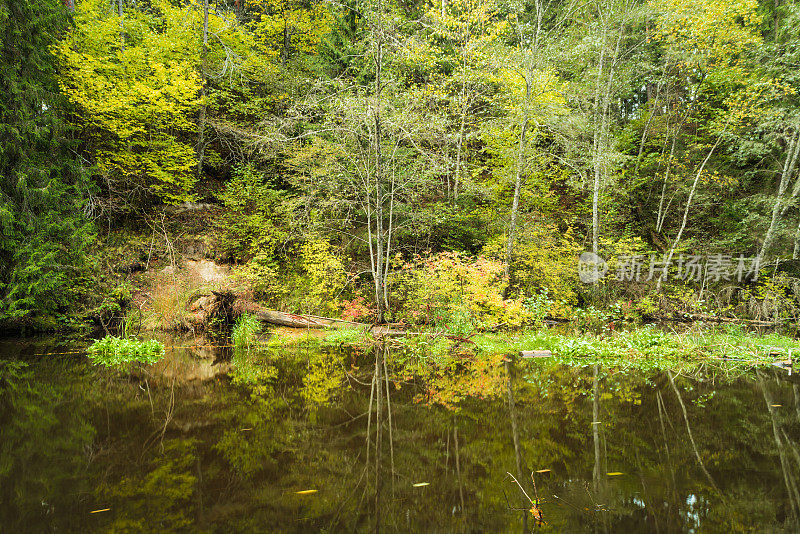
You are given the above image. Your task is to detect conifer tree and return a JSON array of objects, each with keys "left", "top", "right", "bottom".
[{"left": 0, "top": 0, "right": 93, "bottom": 329}]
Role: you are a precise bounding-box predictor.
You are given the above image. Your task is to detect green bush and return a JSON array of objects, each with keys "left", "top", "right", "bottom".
[
  {"left": 86, "top": 336, "right": 165, "bottom": 368},
  {"left": 215, "top": 164, "right": 288, "bottom": 301}
]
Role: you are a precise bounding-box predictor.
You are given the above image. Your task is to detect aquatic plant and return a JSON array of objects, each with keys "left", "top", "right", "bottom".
[
  {"left": 232, "top": 313, "right": 261, "bottom": 350},
  {"left": 86, "top": 336, "right": 164, "bottom": 367},
  {"left": 312, "top": 323, "right": 800, "bottom": 376},
  {"left": 320, "top": 325, "right": 371, "bottom": 349}
]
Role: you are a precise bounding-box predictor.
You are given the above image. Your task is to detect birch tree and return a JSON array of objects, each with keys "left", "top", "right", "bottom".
[
  {"left": 287, "top": 0, "right": 438, "bottom": 322},
  {"left": 557, "top": 0, "right": 641, "bottom": 258},
  {"left": 648, "top": 0, "right": 770, "bottom": 284},
  {"left": 486, "top": 52, "right": 568, "bottom": 279},
  {"left": 759, "top": 127, "right": 800, "bottom": 260}
]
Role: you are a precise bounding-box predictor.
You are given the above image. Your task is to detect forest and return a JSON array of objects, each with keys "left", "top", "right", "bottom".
[
  {"left": 2, "top": 0, "right": 800, "bottom": 333},
  {"left": 8, "top": 2, "right": 800, "bottom": 530}
]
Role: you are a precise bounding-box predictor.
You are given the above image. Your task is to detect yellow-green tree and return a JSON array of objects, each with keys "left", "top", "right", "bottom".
[
  {"left": 249, "top": 0, "right": 333, "bottom": 68},
  {"left": 55, "top": 0, "right": 203, "bottom": 207},
  {"left": 648, "top": 0, "right": 778, "bottom": 280},
  {"left": 427, "top": 0, "right": 507, "bottom": 199}
]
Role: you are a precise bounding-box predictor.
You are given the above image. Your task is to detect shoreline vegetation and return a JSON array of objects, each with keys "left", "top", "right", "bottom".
[
  {"left": 283, "top": 322, "right": 800, "bottom": 369},
  {"left": 213, "top": 308, "right": 800, "bottom": 374},
  {"left": 4, "top": 0, "right": 800, "bottom": 360}
]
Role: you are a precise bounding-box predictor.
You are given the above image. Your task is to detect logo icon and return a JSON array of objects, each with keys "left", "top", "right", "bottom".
[{"left": 578, "top": 252, "right": 608, "bottom": 283}]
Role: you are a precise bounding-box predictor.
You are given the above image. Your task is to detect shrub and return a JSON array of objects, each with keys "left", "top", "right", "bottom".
[
  {"left": 215, "top": 163, "right": 288, "bottom": 301},
  {"left": 340, "top": 296, "right": 373, "bottom": 322},
  {"left": 389, "top": 251, "right": 534, "bottom": 330},
  {"left": 291, "top": 236, "right": 347, "bottom": 315},
  {"left": 483, "top": 223, "right": 580, "bottom": 317},
  {"left": 147, "top": 268, "right": 211, "bottom": 330}
]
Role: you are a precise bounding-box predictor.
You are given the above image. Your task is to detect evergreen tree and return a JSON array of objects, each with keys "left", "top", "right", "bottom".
[{"left": 0, "top": 0, "right": 93, "bottom": 329}]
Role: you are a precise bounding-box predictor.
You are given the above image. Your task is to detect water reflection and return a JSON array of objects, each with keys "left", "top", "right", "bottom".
[{"left": 2, "top": 338, "right": 800, "bottom": 532}]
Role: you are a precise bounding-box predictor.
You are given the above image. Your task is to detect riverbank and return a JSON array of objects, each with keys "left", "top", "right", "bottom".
[
  {"left": 234, "top": 322, "right": 799, "bottom": 374},
  {"left": 6, "top": 202, "right": 800, "bottom": 342}
]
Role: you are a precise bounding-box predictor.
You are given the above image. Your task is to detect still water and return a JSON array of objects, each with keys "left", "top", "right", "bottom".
[{"left": 2, "top": 335, "right": 800, "bottom": 532}]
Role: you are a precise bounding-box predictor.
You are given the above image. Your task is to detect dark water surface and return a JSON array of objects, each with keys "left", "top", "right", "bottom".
[{"left": 2, "top": 335, "right": 800, "bottom": 532}]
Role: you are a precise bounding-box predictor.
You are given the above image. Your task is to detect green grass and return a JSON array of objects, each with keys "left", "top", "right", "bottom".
[
  {"left": 320, "top": 325, "right": 372, "bottom": 349},
  {"left": 303, "top": 323, "right": 800, "bottom": 372},
  {"left": 471, "top": 324, "right": 800, "bottom": 371},
  {"left": 232, "top": 313, "right": 262, "bottom": 350}
]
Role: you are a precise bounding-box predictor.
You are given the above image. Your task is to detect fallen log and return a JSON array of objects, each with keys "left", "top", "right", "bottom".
[
  {"left": 663, "top": 313, "right": 781, "bottom": 327},
  {"left": 519, "top": 350, "right": 553, "bottom": 359},
  {"left": 185, "top": 291, "right": 528, "bottom": 338}
]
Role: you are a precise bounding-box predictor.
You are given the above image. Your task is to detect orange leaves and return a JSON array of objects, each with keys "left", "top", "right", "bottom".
[{"left": 390, "top": 250, "right": 534, "bottom": 329}]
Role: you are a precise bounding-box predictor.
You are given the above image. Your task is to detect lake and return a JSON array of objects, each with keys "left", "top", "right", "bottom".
[{"left": 2, "top": 334, "right": 799, "bottom": 532}]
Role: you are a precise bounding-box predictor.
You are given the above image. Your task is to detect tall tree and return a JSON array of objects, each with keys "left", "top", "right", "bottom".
[
  {"left": 196, "top": 0, "right": 209, "bottom": 180},
  {"left": 648, "top": 0, "right": 771, "bottom": 281},
  {"left": 55, "top": 0, "right": 204, "bottom": 209},
  {"left": 287, "top": 0, "right": 440, "bottom": 321},
  {"left": 0, "top": 0, "right": 93, "bottom": 328},
  {"left": 428, "top": 0, "right": 506, "bottom": 200}
]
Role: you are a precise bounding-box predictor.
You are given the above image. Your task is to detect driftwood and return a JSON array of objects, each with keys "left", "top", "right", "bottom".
[
  {"left": 184, "top": 291, "right": 501, "bottom": 338},
  {"left": 664, "top": 312, "right": 781, "bottom": 327},
  {"left": 519, "top": 350, "right": 553, "bottom": 359}
]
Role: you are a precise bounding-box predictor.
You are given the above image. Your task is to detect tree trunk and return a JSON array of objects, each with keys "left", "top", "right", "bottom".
[
  {"left": 281, "top": 21, "right": 290, "bottom": 68},
  {"left": 453, "top": 82, "right": 467, "bottom": 200},
  {"left": 505, "top": 71, "right": 530, "bottom": 281},
  {"left": 196, "top": 0, "right": 209, "bottom": 180},
  {"left": 372, "top": 1, "right": 386, "bottom": 324},
  {"left": 655, "top": 134, "right": 677, "bottom": 234},
  {"left": 658, "top": 124, "right": 728, "bottom": 290},
  {"left": 760, "top": 129, "right": 800, "bottom": 260},
  {"left": 118, "top": 0, "right": 125, "bottom": 51},
  {"left": 591, "top": 42, "right": 605, "bottom": 256}
]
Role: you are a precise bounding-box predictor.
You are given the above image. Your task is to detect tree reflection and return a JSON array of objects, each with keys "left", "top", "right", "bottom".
[{"left": 5, "top": 347, "right": 800, "bottom": 532}]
